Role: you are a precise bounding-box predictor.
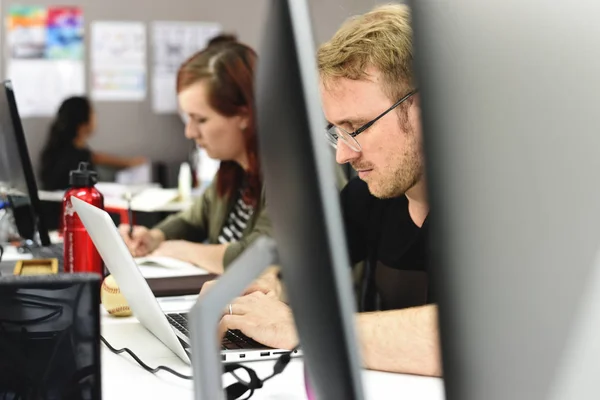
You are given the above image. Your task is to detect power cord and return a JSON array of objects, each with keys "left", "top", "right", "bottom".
[
  {"left": 100, "top": 335, "right": 193, "bottom": 380},
  {"left": 100, "top": 334, "right": 300, "bottom": 400},
  {"left": 223, "top": 344, "right": 300, "bottom": 400}
]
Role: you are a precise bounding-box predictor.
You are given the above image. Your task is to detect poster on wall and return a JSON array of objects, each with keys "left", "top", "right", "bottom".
[
  {"left": 5, "top": 5, "right": 85, "bottom": 118},
  {"left": 151, "top": 22, "right": 221, "bottom": 114},
  {"left": 46, "top": 6, "right": 84, "bottom": 59},
  {"left": 6, "top": 5, "right": 46, "bottom": 59},
  {"left": 90, "top": 21, "right": 147, "bottom": 101}
]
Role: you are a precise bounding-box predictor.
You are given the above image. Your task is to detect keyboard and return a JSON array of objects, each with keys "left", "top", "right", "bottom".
[{"left": 166, "top": 312, "right": 264, "bottom": 350}]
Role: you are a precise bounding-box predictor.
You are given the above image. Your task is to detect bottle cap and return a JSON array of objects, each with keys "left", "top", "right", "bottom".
[{"left": 69, "top": 162, "right": 98, "bottom": 187}]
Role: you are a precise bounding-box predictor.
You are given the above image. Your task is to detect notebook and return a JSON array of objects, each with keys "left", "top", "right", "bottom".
[{"left": 135, "top": 255, "right": 209, "bottom": 278}]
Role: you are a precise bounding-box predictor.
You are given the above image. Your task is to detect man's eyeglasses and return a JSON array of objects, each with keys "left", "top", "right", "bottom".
[{"left": 325, "top": 89, "right": 418, "bottom": 152}]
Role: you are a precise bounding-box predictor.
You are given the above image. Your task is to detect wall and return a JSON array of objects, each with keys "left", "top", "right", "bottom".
[{"left": 1, "top": 0, "right": 386, "bottom": 176}]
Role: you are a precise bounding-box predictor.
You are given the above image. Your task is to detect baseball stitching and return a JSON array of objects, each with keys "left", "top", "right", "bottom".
[
  {"left": 102, "top": 280, "right": 121, "bottom": 294},
  {"left": 107, "top": 305, "right": 131, "bottom": 314}
]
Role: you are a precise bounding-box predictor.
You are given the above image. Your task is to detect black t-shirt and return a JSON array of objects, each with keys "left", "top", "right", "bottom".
[
  {"left": 40, "top": 144, "right": 94, "bottom": 191},
  {"left": 341, "top": 178, "right": 432, "bottom": 312}
]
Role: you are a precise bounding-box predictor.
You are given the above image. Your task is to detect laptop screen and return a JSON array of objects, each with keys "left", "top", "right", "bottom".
[{"left": 0, "top": 80, "right": 51, "bottom": 245}]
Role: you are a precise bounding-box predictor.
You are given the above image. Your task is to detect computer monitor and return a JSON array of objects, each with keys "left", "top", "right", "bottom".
[
  {"left": 255, "top": 0, "right": 364, "bottom": 398},
  {"left": 410, "top": 1, "right": 600, "bottom": 399},
  {"left": 0, "top": 273, "right": 101, "bottom": 399},
  {"left": 0, "top": 80, "right": 51, "bottom": 246}
]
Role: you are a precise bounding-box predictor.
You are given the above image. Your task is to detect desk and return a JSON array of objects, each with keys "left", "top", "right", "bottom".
[
  {"left": 0, "top": 244, "right": 213, "bottom": 296},
  {"left": 38, "top": 188, "right": 197, "bottom": 228},
  {"left": 101, "top": 296, "right": 446, "bottom": 399},
  {"left": 39, "top": 188, "right": 193, "bottom": 226},
  {"left": 38, "top": 185, "right": 203, "bottom": 213},
  {"left": 1, "top": 247, "right": 446, "bottom": 399}
]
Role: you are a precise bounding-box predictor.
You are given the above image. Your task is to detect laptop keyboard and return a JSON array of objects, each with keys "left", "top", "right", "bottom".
[
  {"left": 166, "top": 312, "right": 264, "bottom": 350},
  {"left": 223, "top": 329, "right": 264, "bottom": 350}
]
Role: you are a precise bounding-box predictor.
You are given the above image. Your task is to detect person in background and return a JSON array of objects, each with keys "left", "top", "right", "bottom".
[
  {"left": 39, "top": 96, "right": 147, "bottom": 190},
  {"left": 185, "top": 33, "right": 240, "bottom": 189},
  {"left": 119, "top": 43, "right": 272, "bottom": 275}
]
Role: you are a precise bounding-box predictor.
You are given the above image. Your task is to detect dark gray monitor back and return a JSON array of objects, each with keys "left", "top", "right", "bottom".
[
  {"left": 0, "top": 273, "right": 101, "bottom": 399},
  {"left": 255, "top": 0, "right": 364, "bottom": 398},
  {"left": 410, "top": 1, "right": 600, "bottom": 399},
  {"left": 0, "top": 81, "right": 51, "bottom": 246}
]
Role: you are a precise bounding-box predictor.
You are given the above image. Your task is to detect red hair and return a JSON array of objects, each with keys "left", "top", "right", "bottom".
[{"left": 176, "top": 43, "right": 261, "bottom": 205}]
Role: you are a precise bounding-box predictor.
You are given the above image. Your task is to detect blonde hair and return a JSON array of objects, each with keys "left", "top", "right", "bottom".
[{"left": 317, "top": 4, "right": 414, "bottom": 101}]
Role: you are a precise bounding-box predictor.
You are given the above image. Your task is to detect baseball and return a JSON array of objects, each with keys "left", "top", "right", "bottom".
[{"left": 101, "top": 274, "right": 132, "bottom": 317}]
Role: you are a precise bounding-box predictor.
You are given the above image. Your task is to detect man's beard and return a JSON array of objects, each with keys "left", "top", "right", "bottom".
[
  {"left": 364, "top": 157, "right": 422, "bottom": 199},
  {"left": 353, "top": 120, "right": 423, "bottom": 199}
]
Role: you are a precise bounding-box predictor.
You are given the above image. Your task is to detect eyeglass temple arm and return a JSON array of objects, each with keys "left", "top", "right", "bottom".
[{"left": 352, "top": 89, "right": 418, "bottom": 137}]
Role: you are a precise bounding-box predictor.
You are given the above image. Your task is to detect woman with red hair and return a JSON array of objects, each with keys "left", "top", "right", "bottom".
[{"left": 120, "top": 43, "right": 271, "bottom": 274}]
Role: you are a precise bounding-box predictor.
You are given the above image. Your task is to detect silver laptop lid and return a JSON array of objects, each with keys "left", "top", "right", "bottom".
[
  {"left": 70, "top": 196, "right": 190, "bottom": 363},
  {"left": 410, "top": 1, "right": 600, "bottom": 399}
]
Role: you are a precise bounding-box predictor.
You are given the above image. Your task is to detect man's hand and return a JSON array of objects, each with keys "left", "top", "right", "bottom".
[
  {"left": 242, "top": 266, "right": 282, "bottom": 298},
  {"left": 118, "top": 225, "right": 164, "bottom": 257},
  {"left": 219, "top": 292, "right": 298, "bottom": 350},
  {"left": 200, "top": 266, "right": 283, "bottom": 299}
]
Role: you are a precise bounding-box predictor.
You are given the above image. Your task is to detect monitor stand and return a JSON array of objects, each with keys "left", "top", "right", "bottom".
[{"left": 189, "top": 236, "right": 279, "bottom": 400}]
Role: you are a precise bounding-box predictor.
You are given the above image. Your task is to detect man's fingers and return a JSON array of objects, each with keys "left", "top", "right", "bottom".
[
  {"left": 222, "top": 302, "right": 253, "bottom": 316},
  {"left": 230, "top": 292, "right": 266, "bottom": 306},
  {"left": 248, "top": 290, "right": 266, "bottom": 298},
  {"left": 243, "top": 283, "right": 270, "bottom": 296},
  {"left": 218, "top": 314, "right": 247, "bottom": 336}
]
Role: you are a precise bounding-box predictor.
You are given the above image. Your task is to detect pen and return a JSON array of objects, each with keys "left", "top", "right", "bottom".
[{"left": 125, "top": 191, "right": 134, "bottom": 239}]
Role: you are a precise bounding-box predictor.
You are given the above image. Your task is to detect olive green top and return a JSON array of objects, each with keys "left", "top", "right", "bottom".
[{"left": 154, "top": 180, "right": 271, "bottom": 267}]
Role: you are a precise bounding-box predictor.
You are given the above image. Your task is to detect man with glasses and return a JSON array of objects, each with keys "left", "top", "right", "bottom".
[{"left": 218, "top": 4, "right": 441, "bottom": 376}]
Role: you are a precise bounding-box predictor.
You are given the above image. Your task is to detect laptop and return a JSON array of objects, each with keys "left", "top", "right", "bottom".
[{"left": 70, "top": 196, "right": 284, "bottom": 364}]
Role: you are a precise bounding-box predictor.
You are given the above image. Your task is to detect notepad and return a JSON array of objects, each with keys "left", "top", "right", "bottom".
[{"left": 134, "top": 255, "right": 209, "bottom": 278}]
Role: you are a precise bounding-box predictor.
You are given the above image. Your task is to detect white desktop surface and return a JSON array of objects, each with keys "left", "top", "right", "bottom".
[
  {"left": 0, "top": 244, "right": 33, "bottom": 261},
  {"left": 38, "top": 188, "right": 192, "bottom": 213},
  {"left": 101, "top": 296, "right": 446, "bottom": 399},
  {"left": 0, "top": 249, "right": 445, "bottom": 399},
  {"left": 38, "top": 181, "right": 209, "bottom": 213}
]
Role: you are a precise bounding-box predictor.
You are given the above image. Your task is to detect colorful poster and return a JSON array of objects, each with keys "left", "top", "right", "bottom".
[
  {"left": 91, "top": 21, "right": 147, "bottom": 101},
  {"left": 151, "top": 22, "right": 221, "bottom": 113},
  {"left": 6, "top": 5, "right": 47, "bottom": 59},
  {"left": 46, "top": 6, "right": 84, "bottom": 60},
  {"left": 5, "top": 6, "right": 85, "bottom": 117}
]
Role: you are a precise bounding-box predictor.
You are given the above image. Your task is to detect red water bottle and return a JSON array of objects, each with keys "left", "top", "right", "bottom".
[{"left": 62, "top": 162, "right": 105, "bottom": 276}]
